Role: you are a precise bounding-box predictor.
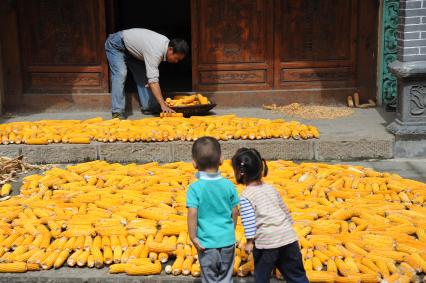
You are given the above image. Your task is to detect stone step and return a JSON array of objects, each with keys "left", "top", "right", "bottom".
[{"left": 0, "top": 137, "right": 394, "bottom": 164}]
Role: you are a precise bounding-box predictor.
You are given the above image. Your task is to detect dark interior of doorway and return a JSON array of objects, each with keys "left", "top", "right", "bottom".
[{"left": 114, "top": 0, "right": 192, "bottom": 93}]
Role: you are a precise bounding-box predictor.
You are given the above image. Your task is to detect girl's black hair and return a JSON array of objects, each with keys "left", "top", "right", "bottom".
[{"left": 231, "top": 148, "right": 268, "bottom": 185}]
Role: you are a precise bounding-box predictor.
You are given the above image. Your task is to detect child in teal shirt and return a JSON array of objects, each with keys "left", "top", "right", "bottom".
[{"left": 186, "top": 136, "right": 239, "bottom": 283}]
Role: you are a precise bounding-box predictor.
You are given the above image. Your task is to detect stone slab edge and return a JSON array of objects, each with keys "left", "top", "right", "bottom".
[
  {"left": 0, "top": 137, "right": 401, "bottom": 164},
  {"left": 314, "top": 138, "right": 395, "bottom": 161}
]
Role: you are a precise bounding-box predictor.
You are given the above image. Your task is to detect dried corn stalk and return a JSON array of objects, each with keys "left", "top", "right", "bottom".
[{"left": 0, "top": 156, "right": 48, "bottom": 185}]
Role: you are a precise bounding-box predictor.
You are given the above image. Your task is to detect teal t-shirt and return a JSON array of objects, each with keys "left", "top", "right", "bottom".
[{"left": 186, "top": 171, "right": 239, "bottom": 249}]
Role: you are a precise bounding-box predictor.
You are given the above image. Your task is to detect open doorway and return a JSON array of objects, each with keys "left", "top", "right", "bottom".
[{"left": 113, "top": 0, "right": 192, "bottom": 92}]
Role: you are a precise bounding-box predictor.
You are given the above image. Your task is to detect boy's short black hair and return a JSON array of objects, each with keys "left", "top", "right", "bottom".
[
  {"left": 192, "top": 136, "right": 221, "bottom": 171},
  {"left": 169, "top": 38, "right": 189, "bottom": 56}
]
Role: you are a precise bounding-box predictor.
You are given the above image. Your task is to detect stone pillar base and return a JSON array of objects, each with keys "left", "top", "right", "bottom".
[
  {"left": 387, "top": 118, "right": 426, "bottom": 135},
  {"left": 387, "top": 60, "right": 426, "bottom": 135}
]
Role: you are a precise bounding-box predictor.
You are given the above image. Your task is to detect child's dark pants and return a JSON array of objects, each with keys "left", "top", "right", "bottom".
[{"left": 253, "top": 241, "right": 308, "bottom": 283}]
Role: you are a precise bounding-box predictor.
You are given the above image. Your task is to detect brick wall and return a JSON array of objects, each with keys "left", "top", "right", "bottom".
[{"left": 397, "top": 0, "right": 426, "bottom": 61}]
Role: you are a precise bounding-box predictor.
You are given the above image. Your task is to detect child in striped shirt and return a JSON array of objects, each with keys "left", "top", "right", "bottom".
[{"left": 232, "top": 148, "right": 308, "bottom": 283}]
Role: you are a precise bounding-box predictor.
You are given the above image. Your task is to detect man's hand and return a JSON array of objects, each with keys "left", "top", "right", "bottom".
[
  {"left": 149, "top": 82, "right": 175, "bottom": 113},
  {"left": 161, "top": 103, "right": 175, "bottom": 113},
  {"left": 192, "top": 238, "right": 205, "bottom": 252},
  {"left": 245, "top": 239, "right": 254, "bottom": 254}
]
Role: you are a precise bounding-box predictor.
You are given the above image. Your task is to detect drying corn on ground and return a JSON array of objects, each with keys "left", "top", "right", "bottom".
[
  {"left": 263, "top": 103, "right": 354, "bottom": 120},
  {"left": 0, "top": 115, "right": 319, "bottom": 145},
  {"left": 0, "top": 160, "right": 425, "bottom": 282}
]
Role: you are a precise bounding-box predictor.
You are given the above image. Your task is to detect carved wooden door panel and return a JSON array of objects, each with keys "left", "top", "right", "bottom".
[
  {"left": 274, "top": 0, "right": 358, "bottom": 89},
  {"left": 17, "top": 0, "right": 108, "bottom": 93},
  {"left": 191, "top": 0, "right": 274, "bottom": 91}
]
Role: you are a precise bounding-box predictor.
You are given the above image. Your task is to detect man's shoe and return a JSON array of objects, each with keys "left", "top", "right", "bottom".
[
  {"left": 112, "top": 112, "right": 127, "bottom": 120},
  {"left": 141, "top": 109, "right": 160, "bottom": 115}
]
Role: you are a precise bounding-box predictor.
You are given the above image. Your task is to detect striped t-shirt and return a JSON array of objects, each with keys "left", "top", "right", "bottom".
[{"left": 240, "top": 183, "right": 297, "bottom": 249}]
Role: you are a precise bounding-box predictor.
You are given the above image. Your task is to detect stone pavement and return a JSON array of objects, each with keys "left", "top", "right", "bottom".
[
  {"left": 0, "top": 267, "right": 264, "bottom": 283},
  {"left": 0, "top": 107, "right": 405, "bottom": 163}
]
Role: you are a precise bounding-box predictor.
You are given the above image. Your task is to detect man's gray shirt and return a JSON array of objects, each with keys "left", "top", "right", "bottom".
[{"left": 122, "top": 28, "right": 169, "bottom": 84}]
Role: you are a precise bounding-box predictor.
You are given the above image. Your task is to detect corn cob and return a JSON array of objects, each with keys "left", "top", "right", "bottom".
[
  {"left": 404, "top": 253, "right": 426, "bottom": 272},
  {"left": 77, "top": 250, "right": 90, "bottom": 267},
  {"left": 237, "top": 259, "right": 254, "bottom": 277},
  {"left": 335, "top": 275, "right": 362, "bottom": 283},
  {"left": 26, "top": 263, "right": 40, "bottom": 271},
  {"left": 335, "top": 257, "right": 352, "bottom": 276},
  {"left": 109, "top": 263, "right": 132, "bottom": 273},
  {"left": 125, "top": 260, "right": 162, "bottom": 275},
  {"left": 171, "top": 256, "right": 184, "bottom": 275},
  {"left": 312, "top": 256, "right": 323, "bottom": 271},
  {"left": 0, "top": 262, "right": 27, "bottom": 273},
  {"left": 1, "top": 184, "right": 12, "bottom": 197},
  {"left": 182, "top": 256, "right": 194, "bottom": 275},
  {"left": 90, "top": 247, "right": 103, "bottom": 268},
  {"left": 87, "top": 254, "right": 95, "bottom": 268},
  {"left": 191, "top": 262, "right": 201, "bottom": 277},
  {"left": 327, "top": 259, "right": 337, "bottom": 273},
  {"left": 127, "top": 258, "right": 152, "bottom": 265},
  {"left": 67, "top": 250, "right": 83, "bottom": 267},
  {"left": 306, "top": 271, "right": 337, "bottom": 282},
  {"left": 103, "top": 246, "right": 113, "bottom": 265},
  {"left": 158, "top": 252, "right": 169, "bottom": 263},
  {"left": 42, "top": 251, "right": 60, "bottom": 270}
]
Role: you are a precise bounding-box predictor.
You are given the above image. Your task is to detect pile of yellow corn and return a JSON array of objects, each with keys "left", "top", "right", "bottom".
[
  {"left": 0, "top": 160, "right": 425, "bottom": 282},
  {"left": 166, "top": 94, "right": 210, "bottom": 107},
  {"left": 0, "top": 115, "right": 319, "bottom": 145}
]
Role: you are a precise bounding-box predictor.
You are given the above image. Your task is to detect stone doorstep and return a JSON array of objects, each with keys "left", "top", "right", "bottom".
[{"left": 0, "top": 137, "right": 398, "bottom": 164}]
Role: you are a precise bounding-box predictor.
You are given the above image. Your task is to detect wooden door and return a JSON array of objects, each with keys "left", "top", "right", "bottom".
[
  {"left": 17, "top": 0, "right": 108, "bottom": 93},
  {"left": 191, "top": 0, "right": 274, "bottom": 91},
  {"left": 274, "top": 0, "right": 358, "bottom": 89}
]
